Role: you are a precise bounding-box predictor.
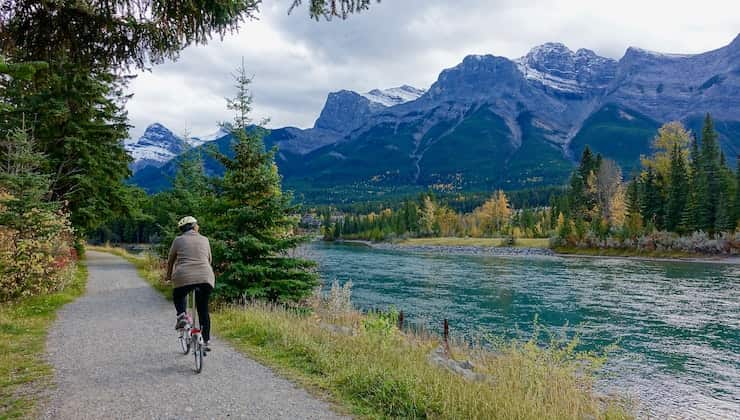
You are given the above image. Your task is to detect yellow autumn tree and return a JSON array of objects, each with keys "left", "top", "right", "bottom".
[
  {"left": 475, "top": 190, "right": 511, "bottom": 235},
  {"left": 641, "top": 121, "right": 692, "bottom": 181},
  {"left": 419, "top": 196, "right": 437, "bottom": 236},
  {"left": 435, "top": 206, "right": 459, "bottom": 237}
]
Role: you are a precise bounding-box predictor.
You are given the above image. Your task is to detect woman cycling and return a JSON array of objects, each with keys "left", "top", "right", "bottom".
[{"left": 166, "top": 216, "right": 215, "bottom": 351}]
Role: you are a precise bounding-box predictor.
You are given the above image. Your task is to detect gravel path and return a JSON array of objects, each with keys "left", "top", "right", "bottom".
[{"left": 43, "top": 251, "right": 348, "bottom": 419}]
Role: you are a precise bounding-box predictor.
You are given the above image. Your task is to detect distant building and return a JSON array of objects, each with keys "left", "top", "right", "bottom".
[{"left": 300, "top": 214, "right": 322, "bottom": 229}]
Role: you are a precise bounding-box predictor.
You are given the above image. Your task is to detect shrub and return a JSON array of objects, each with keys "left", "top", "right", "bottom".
[{"left": 0, "top": 193, "right": 75, "bottom": 301}]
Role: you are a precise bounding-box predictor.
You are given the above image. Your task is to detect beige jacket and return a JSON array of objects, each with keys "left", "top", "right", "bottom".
[{"left": 166, "top": 230, "right": 215, "bottom": 288}]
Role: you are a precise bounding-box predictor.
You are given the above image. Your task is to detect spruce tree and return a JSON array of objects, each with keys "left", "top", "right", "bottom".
[
  {"left": 209, "top": 61, "right": 318, "bottom": 302},
  {"left": 681, "top": 136, "right": 702, "bottom": 232},
  {"left": 715, "top": 153, "right": 736, "bottom": 232},
  {"left": 1, "top": 61, "right": 132, "bottom": 234},
  {"left": 155, "top": 154, "right": 213, "bottom": 257},
  {"left": 570, "top": 146, "right": 598, "bottom": 220},
  {"left": 640, "top": 168, "right": 663, "bottom": 230},
  {"left": 697, "top": 114, "right": 721, "bottom": 232},
  {"left": 666, "top": 144, "right": 689, "bottom": 232}
]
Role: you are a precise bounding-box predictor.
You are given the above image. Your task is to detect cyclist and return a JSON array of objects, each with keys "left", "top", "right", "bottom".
[{"left": 166, "top": 216, "right": 215, "bottom": 351}]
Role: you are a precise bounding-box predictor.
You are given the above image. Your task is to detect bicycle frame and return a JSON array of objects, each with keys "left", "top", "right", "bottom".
[{"left": 178, "top": 289, "right": 205, "bottom": 372}]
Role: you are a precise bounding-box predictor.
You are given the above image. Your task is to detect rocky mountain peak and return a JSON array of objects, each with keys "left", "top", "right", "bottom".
[
  {"left": 125, "top": 123, "right": 190, "bottom": 172},
  {"left": 313, "top": 90, "right": 385, "bottom": 133},
  {"left": 516, "top": 42, "right": 617, "bottom": 93}
]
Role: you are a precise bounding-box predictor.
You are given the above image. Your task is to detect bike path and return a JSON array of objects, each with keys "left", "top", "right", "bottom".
[{"left": 43, "top": 251, "right": 348, "bottom": 419}]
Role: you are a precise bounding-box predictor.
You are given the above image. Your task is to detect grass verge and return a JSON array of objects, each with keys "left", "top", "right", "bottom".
[
  {"left": 0, "top": 261, "right": 87, "bottom": 419},
  {"left": 399, "top": 237, "right": 551, "bottom": 248},
  {"left": 94, "top": 246, "right": 633, "bottom": 419}
]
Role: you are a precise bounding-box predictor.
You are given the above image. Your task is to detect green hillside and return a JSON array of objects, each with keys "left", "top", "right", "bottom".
[
  {"left": 505, "top": 113, "right": 573, "bottom": 188},
  {"left": 418, "top": 107, "right": 514, "bottom": 188},
  {"left": 569, "top": 104, "right": 661, "bottom": 175}
]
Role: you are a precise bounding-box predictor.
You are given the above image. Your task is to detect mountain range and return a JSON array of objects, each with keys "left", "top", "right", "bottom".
[{"left": 128, "top": 35, "right": 740, "bottom": 201}]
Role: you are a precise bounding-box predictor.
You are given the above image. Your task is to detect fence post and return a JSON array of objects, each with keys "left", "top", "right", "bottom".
[
  {"left": 443, "top": 318, "right": 450, "bottom": 355},
  {"left": 398, "top": 310, "right": 404, "bottom": 330}
]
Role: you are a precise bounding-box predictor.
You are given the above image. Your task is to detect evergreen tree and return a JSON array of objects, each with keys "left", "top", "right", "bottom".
[
  {"left": 640, "top": 168, "right": 663, "bottom": 230},
  {"left": 291, "top": 0, "right": 377, "bottom": 20},
  {"left": 697, "top": 114, "right": 721, "bottom": 231},
  {"left": 209, "top": 61, "right": 318, "bottom": 302},
  {"left": 1, "top": 61, "right": 132, "bottom": 234},
  {"left": 570, "top": 146, "right": 599, "bottom": 220},
  {"left": 715, "top": 153, "right": 736, "bottom": 232},
  {"left": 625, "top": 177, "right": 640, "bottom": 219},
  {"left": 681, "top": 136, "right": 702, "bottom": 232},
  {"left": 155, "top": 154, "right": 212, "bottom": 256},
  {"left": 666, "top": 144, "right": 689, "bottom": 232}
]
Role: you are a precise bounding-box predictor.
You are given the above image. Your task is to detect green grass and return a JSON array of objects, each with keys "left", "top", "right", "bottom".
[
  {"left": 399, "top": 237, "right": 551, "bottom": 248},
  {"left": 95, "top": 246, "right": 632, "bottom": 420},
  {"left": 0, "top": 262, "right": 88, "bottom": 419}
]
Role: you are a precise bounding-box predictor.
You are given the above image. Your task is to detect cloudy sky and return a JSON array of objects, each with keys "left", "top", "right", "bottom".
[{"left": 126, "top": 0, "right": 740, "bottom": 140}]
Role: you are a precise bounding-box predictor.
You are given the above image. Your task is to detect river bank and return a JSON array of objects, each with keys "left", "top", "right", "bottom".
[
  {"left": 94, "top": 245, "right": 632, "bottom": 419},
  {"left": 333, "top": 239, "right": 740, "bottom": 264},
  {"left": 311, "top": 241, "right": 739, "bottom": 418}
]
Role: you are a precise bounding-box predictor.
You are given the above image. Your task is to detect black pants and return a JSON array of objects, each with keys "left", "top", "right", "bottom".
[{"left": 173, "top": 283, "right": 213, "bottom": 342}]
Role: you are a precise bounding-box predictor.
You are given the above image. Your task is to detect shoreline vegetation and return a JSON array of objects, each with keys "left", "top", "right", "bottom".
[
  {"left": 332, "top": 237, "right": 740, "bottom": 264},
  {"left": 95, "top": 245, "right": 633, "bottom": 419},
  {"left": 0, "top": 261, "right": 87, "bottom": 419}
]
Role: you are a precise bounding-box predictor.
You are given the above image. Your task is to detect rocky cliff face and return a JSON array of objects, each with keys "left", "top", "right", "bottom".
[{"left": 606, "top": 35, "right": 740, "bottom": 122}]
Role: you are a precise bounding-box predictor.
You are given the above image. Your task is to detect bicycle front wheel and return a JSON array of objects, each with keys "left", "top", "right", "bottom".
[
  {"left": 193, "top": 336, "right": 203, "bottom": 373},
  {"left": 179, "top": 332, "right": 190, "bottom": 355}
]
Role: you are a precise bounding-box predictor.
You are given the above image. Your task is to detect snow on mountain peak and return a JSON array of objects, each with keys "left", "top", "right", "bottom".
[
  {"left": 126, "top": 123, "right": 228, "bottom": 172},
  {"left": 515, "top": 42, "right": 617, "bottom": 93},
  {"left": 361, "top": 85, "right": 426, "bottom": 107},
  {"left": 189, "top": 127, "right": 229, "bottom": 146}
]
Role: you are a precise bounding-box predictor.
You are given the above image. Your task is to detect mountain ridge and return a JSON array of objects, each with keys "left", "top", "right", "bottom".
[{"left": 129, "top": 34, "right": 740, "bottom": 199}]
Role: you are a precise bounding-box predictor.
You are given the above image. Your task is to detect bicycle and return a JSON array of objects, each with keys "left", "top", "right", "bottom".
[{"left": 177, "top": 289, "right": 205, "bottom": 373}]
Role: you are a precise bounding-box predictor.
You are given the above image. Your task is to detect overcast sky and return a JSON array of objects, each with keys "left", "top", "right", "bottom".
[{"left": 126, "top": 0, "right": 740, "bottom": 140}]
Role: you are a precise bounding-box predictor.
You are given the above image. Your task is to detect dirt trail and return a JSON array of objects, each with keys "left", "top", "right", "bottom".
[{"left": 43, "top": 251, "right": 347, "bottom": 419}]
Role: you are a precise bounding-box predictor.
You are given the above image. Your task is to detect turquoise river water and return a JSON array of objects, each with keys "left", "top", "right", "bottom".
[{"left": 307, "top": 242, "right": 739, "bottom": 419}]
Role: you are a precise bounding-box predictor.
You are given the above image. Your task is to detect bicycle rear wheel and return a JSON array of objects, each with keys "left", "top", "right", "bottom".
[{"left": 193, "top": 335, "right": 204, "bottom": 373}]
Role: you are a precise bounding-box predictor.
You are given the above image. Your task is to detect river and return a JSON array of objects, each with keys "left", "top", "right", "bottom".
[{"left": 307, "top": 242, "right": 739, "bottom": 419}]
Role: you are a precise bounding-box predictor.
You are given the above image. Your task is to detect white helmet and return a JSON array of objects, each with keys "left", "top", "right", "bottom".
[{"left": 177, "top": 216, "right": 198, "bottom": 228}]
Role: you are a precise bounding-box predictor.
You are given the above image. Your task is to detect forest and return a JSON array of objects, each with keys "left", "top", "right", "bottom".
[{"left": 323, "top": 116, "right": 740, "bottom": 254}]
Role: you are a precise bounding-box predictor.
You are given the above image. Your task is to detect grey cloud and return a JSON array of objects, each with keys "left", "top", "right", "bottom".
[{"left": 126, "top": 0, "right": 740, "bottom": 140}]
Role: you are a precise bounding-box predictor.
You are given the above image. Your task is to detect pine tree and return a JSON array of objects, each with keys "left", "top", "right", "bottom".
[
  {"left": 570, "top": 146, "right": 599, "bottom": 220},
  {"left": 666, "top": 144, "right": 689, "bottom": 232},
  {"left": 209, "top": 61, "right": 318, "bottom": 302},
  {"left": 681, "top": 136, "right": 702, "bottom": 232},
  {"left": 640, "top": 168, "right": 663, "bottom": 230},
  {"left": 155, "top": 154, "right": 213, "bottom": 257},
  {"left": 1, "top": 62, "right": 132, "bottom": 234},
  {"left": 715, "top": 153, "right": 736, "bottom": 232},
  {"left": 625, "top": 177, "right": 640, "bottom": 219},
  {"left": 697, "top": 114, "right": 721, "bottom": 232}
]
